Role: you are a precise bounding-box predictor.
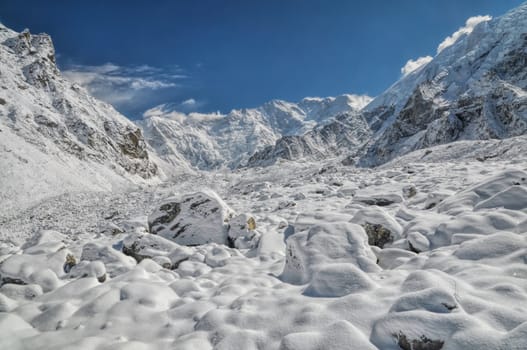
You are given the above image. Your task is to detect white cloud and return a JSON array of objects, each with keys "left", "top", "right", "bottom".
[
  {"left": 180, "top": 98, "right": 197, "bottom": 107},
  {"left": 143, "top": 102, "right": 221, "bottom": 123},
  {"left": 401, "top": 56, "right": 433, "bottom": 76},
  {"left": 62, "top": 63, "right": 184, "bottom": 107},
  {"left": 437, "top": 15, "right": 492, "bottom": 53}
]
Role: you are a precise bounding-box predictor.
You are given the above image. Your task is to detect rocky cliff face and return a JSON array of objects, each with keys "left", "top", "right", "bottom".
[
  {"left": 0, "top": 25, "right": 159, "bottom": 211},
  {"left": 0, "top": 26, "right": 158, "bottom": 177}
]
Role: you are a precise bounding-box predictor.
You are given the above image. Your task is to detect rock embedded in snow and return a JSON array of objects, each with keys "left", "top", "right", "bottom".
[
  {"left": 351, "top": 206, "right": 403, "bottom": 248},
  {"left": 148, "top": 190, "right": 234, "bottom": 246},
  {"left": 227, "top": 213, "right": 260, "bottom": 249},
  {"left": 353, "top": 184, "right": 404, "bottom": 206}
]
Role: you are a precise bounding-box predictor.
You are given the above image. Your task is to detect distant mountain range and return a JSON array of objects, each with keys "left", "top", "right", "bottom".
[{"left": 138, "top": 94, "right": 371, "bottom": 171}]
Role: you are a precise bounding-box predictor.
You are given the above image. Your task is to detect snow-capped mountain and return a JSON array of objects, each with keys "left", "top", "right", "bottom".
[
  {"left": 138, "top": 94, "right": 371, "bottom": 171},
  {"left": 0, "top": 25, "right": 159, "bottom": 213},
  {"left": 253, "top": 3, "right": 527, "bottom": 167},
  {"left": 359, "top": 3, "right": 527, "bottom": 165}
]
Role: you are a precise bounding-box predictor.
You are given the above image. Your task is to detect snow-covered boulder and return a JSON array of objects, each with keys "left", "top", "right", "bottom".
[
  {"left": 122, "top": 233, "right": 181, "bottom": 264},
  {"left": 353, "top": 184, "right": 404, "bottom": 206},
  {"left": 148, "top": 190, "right": 235, "bottom": 246},
  {"left": 67, "top": 260, "right": 107, "bottom": 283},
  {"left": 80, "top": 243, "right": 136, "bottom": 277},
  {"left": 281, "top": 220, "right": 379, "bottom": 285},
  {"left": 437, "top": 170, "right": 527, "bottom": 214},
  {"left": 303, "top": 263, "right": 376, "bottom": 297},
  {"left": 279, "top": 320, "right": 376, "bottom": 350}
]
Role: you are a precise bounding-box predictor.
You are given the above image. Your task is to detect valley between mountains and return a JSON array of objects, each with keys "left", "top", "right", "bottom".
[{"left": 1, "top": 3, "right": 527, "bottom": 350}]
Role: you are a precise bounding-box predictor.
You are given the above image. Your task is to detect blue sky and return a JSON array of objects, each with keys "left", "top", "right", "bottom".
[{"left": 0, "top": 0, "right": 524, "bottom": 119}]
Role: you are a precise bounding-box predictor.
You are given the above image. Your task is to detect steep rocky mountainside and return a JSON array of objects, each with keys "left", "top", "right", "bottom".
[
  {"left": 0, "top": 25, "right": 158, "bottom": 212},
  {"left": 253, "top": 3, "right": 527, "bottom": 167},
  {"left": 359, "top": 3, "right": 527, "bottom": 165},
  {"left": 246, "top": 111, "right": 371, "bottom": 167},
  {"left": 138, "top": 94, "right": 371, "bottom": 171}
]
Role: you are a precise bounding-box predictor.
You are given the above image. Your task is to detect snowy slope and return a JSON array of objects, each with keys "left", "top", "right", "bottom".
[
  {"left": 0, "top": 25, "right": 159, "bottom": 214},
  {"left": 138, "top": 94, "right": 371, "bottom": 171}
]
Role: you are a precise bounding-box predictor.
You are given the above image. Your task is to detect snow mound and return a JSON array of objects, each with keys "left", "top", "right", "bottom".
[{"left": 281, "top": 218, "right": 379, "bottom": 285}]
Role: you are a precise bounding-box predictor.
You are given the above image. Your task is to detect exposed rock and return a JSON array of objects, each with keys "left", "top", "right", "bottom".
[
  {"left": 63, "top": 254, "right": 77, "bottom": 273},
  {"left": 351, "top": 207, "right": 403, "bottom": 248},
  {"left": 403, "top": 185, "right": 417, "bottom": 199},
  {"left": 227, "top": 214, "right": 260, "bottom": 249},
  {"left": 362, "top": 223, "right": 393, "bottom": 248},
  {"left": 395, "top": 332, "right": 444, "bottom": 350}
]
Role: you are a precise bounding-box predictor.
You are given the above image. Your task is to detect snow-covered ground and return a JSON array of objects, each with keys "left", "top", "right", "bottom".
[{"left": 2, "top": 144, "right": 527, "bottom": 349}]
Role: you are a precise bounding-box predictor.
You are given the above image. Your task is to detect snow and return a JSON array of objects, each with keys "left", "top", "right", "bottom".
[
  {"left": 2, "top": 2, "right": 527, "bottom": 349},
  {"left": 2, "top": 153, "right": 527, "bottom": 349}
]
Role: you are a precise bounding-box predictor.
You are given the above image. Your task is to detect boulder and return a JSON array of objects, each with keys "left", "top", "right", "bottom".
[
  {"left": 281, "top": 221, "right": 379, "bottom": 285},
  {"left": 122, "top": 233, "right": 181, "bottom": 263},
  {"left": 148, "top": 190, "right": 234, "bottom": 246}
]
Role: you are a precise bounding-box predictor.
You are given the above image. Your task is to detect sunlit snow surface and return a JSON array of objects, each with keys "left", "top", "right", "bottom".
[{"left": 1, "top": 141, "right": 527, "bottom": 349}]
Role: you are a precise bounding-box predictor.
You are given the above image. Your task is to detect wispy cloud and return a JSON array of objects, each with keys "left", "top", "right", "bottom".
[
  {"left": 62, "top": 62, "right": 186, "bottom": 108},
  {"left": 401, "top": 56, "right": 433, "bottom": 76},
  {"left": 143, "top": 102, "right": 220, "bottom": 123},
  {"left": 437, "top": 15, "right": 492, "bottom": 53}
]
